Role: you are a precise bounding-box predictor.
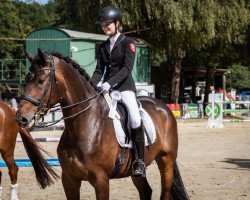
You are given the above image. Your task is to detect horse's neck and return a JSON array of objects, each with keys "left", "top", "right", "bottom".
[
  {"left": 58, "top": 64, "right": 105, "bottom": 135},
  {"left": 58, "top": 64, "right": 96, "bottom": 106}
]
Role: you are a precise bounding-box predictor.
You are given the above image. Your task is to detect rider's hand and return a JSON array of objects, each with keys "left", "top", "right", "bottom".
[{"left": 100, "top": 82, "right": 111, "bottom": 92}]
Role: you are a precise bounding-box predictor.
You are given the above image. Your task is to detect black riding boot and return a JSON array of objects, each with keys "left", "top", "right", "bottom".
[{"left": 131, "top": 124, "right": 146, "bottom": 178}]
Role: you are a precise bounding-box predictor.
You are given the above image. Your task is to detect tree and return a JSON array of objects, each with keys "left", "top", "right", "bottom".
[
  {"left": 0, "top": 0, "right": 58, "bottom": 59},
  {"left": 0, "top": 0, "right": 24, "bottom": 59},
  {"left": 49, "top": 0, "right": 250, "bottom": 102},
  {"left": 227, "top": 64, "right": 250, "bottom": 90},
  {"left": 53, "top": 0, "right": 101, "bottom": 32},
  {"left": 200, "top": 0, "right": 250, "bottom": 103},
  {"left": 0, "top": 0, "right": 59, "bottom": 99},
  {"left": 14, "top": 0, "right": 58, "bottom": 33},
  {"left": 117, "top": 0, "right": 221, "bottom": 103}
]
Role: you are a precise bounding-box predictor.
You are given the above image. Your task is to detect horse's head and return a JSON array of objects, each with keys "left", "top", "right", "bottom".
[{"left": 16, "top": 49, "right": 62, "bottom": 128}]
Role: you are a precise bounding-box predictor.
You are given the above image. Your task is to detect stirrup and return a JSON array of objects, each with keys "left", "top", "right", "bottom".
[{"left": 132, "top": 159, "right": 146, "bottom": 178}]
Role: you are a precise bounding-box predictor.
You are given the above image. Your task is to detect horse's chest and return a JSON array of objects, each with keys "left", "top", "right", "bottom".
[{"left": 58, "top": 150, "right": 91, "bottom": 179}]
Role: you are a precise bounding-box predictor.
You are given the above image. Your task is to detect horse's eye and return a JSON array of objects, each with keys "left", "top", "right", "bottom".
[
  {"left": 38, "top": 79, "right": 45, "bottom": 84},
  {"left": 25, "top": 73, "right": 34, "bottom": 83}
]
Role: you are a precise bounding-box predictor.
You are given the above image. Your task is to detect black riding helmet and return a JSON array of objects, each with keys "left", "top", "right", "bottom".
[{"left": 96, "top": 6, "right": 122, "bottom": 24}]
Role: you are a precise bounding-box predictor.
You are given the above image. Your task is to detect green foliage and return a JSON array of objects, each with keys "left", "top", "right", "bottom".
[
  {"left": 0, "top": 0, "right": 58, "bottom": 59},
  {"left": 51, "top": 0, "right": 250, "bottom": 100},
  {"left": 15, "top": 1, "right": 57, "bottom": 31},
  {"left": 53, "top": 0, "right": 101, "bottom": 32},
  {"left": 1, "top": 0, "right": 250, "bottom": 99},
  {"left": 227, "top": 64, "right": 250, "bottom": 90},
  {"left": 0, "top": 1, "right": 23, "bottom": 58},
  {"left": 50, "top": 0, "right": 250, "bottom": 65}
]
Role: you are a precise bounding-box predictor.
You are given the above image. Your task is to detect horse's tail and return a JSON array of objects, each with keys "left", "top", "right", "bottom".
[
  {"left": 19, "top": 127, "right": 59, "bottom": 189},
  {"left": 171, "top": 162, "right": 190, "bottom": 200}
]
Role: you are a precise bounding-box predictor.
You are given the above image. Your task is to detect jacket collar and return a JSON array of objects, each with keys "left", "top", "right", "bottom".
[
  {"left": 112, "top": 33, "right": 125, "bottom": 52},
  {"left": 105, "top": 39, "right": 110, "bottom": 53},
  {"left": 105, "top": 33, "right": 125, "bottom": 54},
  {"left": 109, "top": 32, "right": 121, "bottom": 45}
]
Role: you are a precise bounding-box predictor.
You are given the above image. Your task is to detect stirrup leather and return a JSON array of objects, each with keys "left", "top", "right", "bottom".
[{"left": 132, "top": 159, "right": 146, "bottom": 178}]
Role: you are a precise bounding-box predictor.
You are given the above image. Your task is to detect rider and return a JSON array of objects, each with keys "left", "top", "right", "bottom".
[{"left": 91, "top": 6, "right": 146, "bottom": 178}]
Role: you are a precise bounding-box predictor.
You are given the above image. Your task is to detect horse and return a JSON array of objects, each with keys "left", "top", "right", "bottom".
[
  {"left": 0, "top": 101, "right": 58, "bottom": 200},
  {"left": 16, "top": 49, "right": 189, "bottom": 200}
]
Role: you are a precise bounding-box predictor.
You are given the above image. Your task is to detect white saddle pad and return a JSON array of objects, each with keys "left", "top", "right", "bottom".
[{"left": 113, "top": 108, "right": 156, "bottom": 148}]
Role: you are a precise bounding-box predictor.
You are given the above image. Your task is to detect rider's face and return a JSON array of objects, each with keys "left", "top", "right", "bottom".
[{"left": 101, "top": 22, "right": 116, "bottom": 36}]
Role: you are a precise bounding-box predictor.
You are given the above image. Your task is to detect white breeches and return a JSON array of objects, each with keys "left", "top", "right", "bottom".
[{"left": 121, "top": 91, "right": 141, "bottom": 129}]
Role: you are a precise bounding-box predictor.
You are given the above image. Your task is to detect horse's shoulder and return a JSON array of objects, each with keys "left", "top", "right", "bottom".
[{"left": 0, "top": 102, "right": 13, "bottom": 112}]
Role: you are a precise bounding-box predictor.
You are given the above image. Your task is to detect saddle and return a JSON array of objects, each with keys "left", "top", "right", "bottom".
[{"left": 105, "top": 91, "right": 156, "bottom": 148}]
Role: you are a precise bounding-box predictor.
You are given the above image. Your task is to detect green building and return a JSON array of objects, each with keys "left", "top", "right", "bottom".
[{"left": 26, "top": 27, "right": 151, "bottom": 84}]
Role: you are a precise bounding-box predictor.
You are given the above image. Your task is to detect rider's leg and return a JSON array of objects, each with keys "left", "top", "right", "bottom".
[
  {"left": 121, "top": 91, "right": 146, "bottom": 178},
  {"left": 131, "top": 123, "right": 146, "bottom": 177}
]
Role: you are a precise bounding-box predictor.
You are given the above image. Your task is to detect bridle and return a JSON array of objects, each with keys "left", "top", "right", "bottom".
[
  {"left": 21, "top": 54, "right": 60, "bottom": 122},
  {"left": 21, "top": 54, "right": 102, "bottom": 127}
]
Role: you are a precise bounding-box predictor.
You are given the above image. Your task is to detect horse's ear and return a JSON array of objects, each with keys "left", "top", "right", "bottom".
[
  {"left": 25, "top": 51, "right": 34, "bottom": 63},
  {"left": 37, "top": 48, "right": 47, "bottom": 66},
  {"left": 38, "top": 48, "right": 44, "bottom": 57}
]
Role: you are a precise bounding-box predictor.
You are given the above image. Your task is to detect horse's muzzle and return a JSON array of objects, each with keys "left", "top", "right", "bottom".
[{"left": 16, "top": 114, "right": 28, "bottom": 128}]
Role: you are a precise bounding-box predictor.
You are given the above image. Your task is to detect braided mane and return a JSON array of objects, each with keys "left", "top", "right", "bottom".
[
  {"left": 51, "top": 52, "right": 98, "bottom": 90},
  {"left": 52, "top": 52, "right": 90, "bottom": 80}
]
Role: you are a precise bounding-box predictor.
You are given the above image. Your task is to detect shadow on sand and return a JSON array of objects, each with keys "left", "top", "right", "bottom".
[{"left": 221, "top": 158, "right": 250, "bottom": 170}]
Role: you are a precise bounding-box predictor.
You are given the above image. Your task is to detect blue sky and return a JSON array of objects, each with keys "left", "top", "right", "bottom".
[
  {"left": 21, "top": 0, "right": 49, "bottom": 4},
  {"left": 37, "top": 0, "right": 49, "bottom": 4}
]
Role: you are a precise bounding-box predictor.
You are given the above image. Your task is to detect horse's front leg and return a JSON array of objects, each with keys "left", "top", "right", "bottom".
[
  {"left": 61, "top": 170, "right": 81, "bottom": 200},
  {"left": 2, "top": 153, "right": 19, "bottom": 200},
  {"left": 89, "top": 171, "right": 110, "bottom": 200},
  {"left": 0, "top": 170, "right": 2, "bottom": 199}
]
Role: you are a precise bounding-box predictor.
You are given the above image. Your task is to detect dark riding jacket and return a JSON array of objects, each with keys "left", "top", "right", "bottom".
[{"left": 91, "top": 33, "right": 136, "bottom": 92}]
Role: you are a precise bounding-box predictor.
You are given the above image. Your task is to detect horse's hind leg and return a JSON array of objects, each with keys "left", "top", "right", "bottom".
[
  {"left": 156, "top": 154, "right": 175, "bottom": 200},
  {"left": 131, "top": 177, "right": 152, "bottom": 200}
]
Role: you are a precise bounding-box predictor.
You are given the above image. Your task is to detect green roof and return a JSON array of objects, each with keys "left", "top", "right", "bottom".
[
  {"left": 60, "top": 28, "right": 108, "bottom": 41},
  {"left": 26, "top": 27, "right": 148, "bottom": 45}
]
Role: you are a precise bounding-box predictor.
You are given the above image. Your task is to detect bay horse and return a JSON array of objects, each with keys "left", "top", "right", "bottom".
[
  {"left": 0, "top": 101, "right": 58, "bottom": 200},
  {"left": 16, "top": 49, "right": 189, "bottom": 200}
]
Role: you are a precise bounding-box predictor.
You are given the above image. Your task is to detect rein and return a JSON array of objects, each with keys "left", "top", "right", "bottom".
[
  {"left": 36, "top": 91, "right": 102, "bottom": 128},
  {"left": 22, "top": 54, "right": 102, "bottom": 128}
]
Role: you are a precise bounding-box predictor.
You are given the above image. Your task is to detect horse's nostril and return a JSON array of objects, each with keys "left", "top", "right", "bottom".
[{"left": 16, "top": 115, "right": 28, "bottom": 127}]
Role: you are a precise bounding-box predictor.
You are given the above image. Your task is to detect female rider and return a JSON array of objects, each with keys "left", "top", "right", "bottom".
[{"left": 91, "top": 6, "right": 146, "bottom": 178}]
